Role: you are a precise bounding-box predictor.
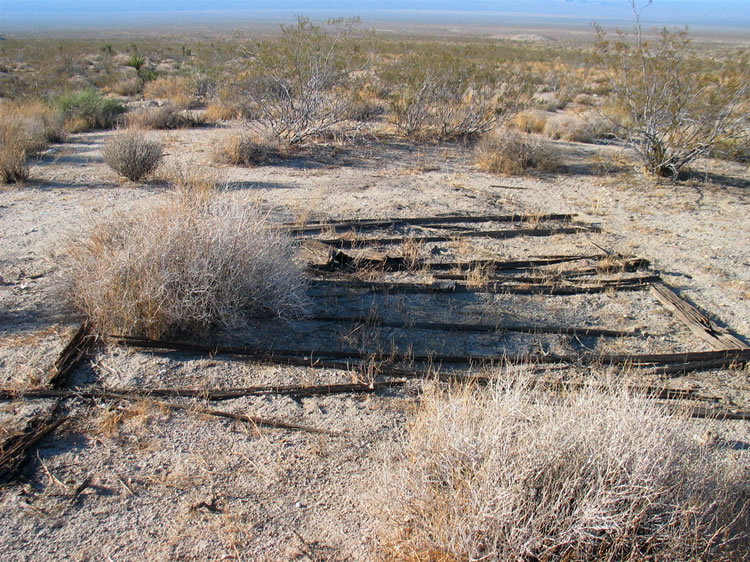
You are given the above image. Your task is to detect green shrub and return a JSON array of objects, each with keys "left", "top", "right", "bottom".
[{"left": 56, "top": 89, "right": 126, "bottom": 130}]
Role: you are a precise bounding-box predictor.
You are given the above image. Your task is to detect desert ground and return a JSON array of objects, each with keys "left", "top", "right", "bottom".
[{"left": 1, "top": 20, "right": 749, "bottom": 560}]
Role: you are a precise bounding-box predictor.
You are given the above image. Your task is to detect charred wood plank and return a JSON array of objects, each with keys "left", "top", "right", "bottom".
[
  {"left": 0, "top": 411, "right": 67, "bottom": 485},
  {"left": 0, "top": 381, "right": 405, "bottom": 402},
  {"left": 47, "top": 322, "right": 93, "bottom": 388},
  {"left": 650, "top": 283, "right": 749, "bottom": 351},
  {"left": 314, "top": 226, "right": 600, "bottom": 249},
  {"left": 308, "top": 275, "right": 658, "bottom": 295},
  {"left": 107, "top": 335, "right": 750, "bottom": 371},
  {"left": 307, "top": 315, "right": 640, "bottom": 338},
  {"left": 289, "top": 213, "right": 575, "bottom": 234}
]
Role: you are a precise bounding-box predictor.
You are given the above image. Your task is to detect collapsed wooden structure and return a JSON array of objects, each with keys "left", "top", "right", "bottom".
[{"left": 2, "top": 212, "right": 748, "bottom": 485}]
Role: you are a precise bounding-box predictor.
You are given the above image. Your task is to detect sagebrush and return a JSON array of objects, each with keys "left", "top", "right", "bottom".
[
  {"left": 67, "top": 192, "right": 308, "bottom": 338},
  {"left": 380, "top": 375, "right": 750, "bottom": 560}
]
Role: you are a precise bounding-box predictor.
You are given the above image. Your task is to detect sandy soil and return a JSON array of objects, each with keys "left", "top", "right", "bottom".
[{"left": 1, "top": 121, "right": 749, "bottom": 560}]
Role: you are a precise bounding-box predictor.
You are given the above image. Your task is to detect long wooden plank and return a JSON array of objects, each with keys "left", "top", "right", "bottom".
[
  {"left": 307, "top": 315, "right": 640, "bottom": 337},
  {"left": 108, "top": 335, "right": 750, "bottom": 370},
  {"left": 309, "top": 276, "right": 658, "bottom": 295},
  {"left": 315, "top": 226, "right": 600, "bottom": 248},
  {"left": 651, "top": 283, "right": 749, "bottom": 350},
  {"left": 288, "top": 213, "right": 575, "bottom": 234}
]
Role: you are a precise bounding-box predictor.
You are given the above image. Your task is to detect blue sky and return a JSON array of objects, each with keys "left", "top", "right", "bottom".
[{"left": 2, "top": 1, "right": 749, "bottom": 29}]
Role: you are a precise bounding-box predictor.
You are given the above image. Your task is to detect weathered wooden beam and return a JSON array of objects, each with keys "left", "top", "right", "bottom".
[
  {"left": 0, "top": 411, "right": 68, "bottom": 485},
  {"left": 108, "top": 335, "right": 750, "bottom": 371},
  {"left": 314, "top": 226, "right": 600, "bottom": 249},
  {"left": 650, "top": 283, "right": 749, "bottom": 351},
  {"left": 307, "top": 315, "right": 640, "bottom": 338},
  {"left": 308, "top": 275, "right": 658, "bottom": 295},
  {"left": 47, "top": 322, "right": 93, "bottom": 388},
  {"left": 288, "top": 213, "right": 575, "bottom": 234}
]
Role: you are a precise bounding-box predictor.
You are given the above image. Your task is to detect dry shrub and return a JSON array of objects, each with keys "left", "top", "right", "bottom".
[
  {"left": 0, "top": 123, "right": 30, "bottom": 183},
  {"left": 380, "top": 375, "right": 750, "bottom": 560},
  {"left": 125, "top": 104, "right": 206, "bottom": 130},
  {"left": 0, "top": 99, "right": 66, "bottom": 183},
  {"left": 67, "top": 192, "right": 307, "bottom": 338},
  {"left": 111, "top": 77, "right": 142, "bottom": 97},
  {"left": 216, "top": 132, "right": 283, "bottom": 167},
  {"left": 509, "top": 109, "right": 548, "bottom": 134},
  {"left": 143, "top": 76, "right": 194, "bottom": 109},
  {"left": 543, "top": 114, "right": 596, "bottom": 142},
  {"left": 205, "top": 101, "right": 237, "bottom": 122},
  {"left": 158, "top": 160, "right": 221, "bottom": 199},
  {"left": 475, "top": 129, "right": 562, "bottom": 175},
  {"left": 103, "top": 130, "right": 163, "bottom": 181}
]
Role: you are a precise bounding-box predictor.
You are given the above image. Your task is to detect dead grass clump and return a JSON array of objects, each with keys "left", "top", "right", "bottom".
[
  {"left": 125, "top": 104, "right": 206, "bottom": 130},
  {"left": 380, "top": 376, "right": 750, "bottom": 560},
  {"left": 158, "top": 160, "right": 221, "bottom": 199},
  {"left": 216, "top": 133, "right": 283, "bottom": 167},
  {"left": 509, "top": 109, "right": 548, "bottom": 134},
  {"left": 142, "top": 76, "right": 194, "bottom": 109},
  {"left": 67, "top": 193, "right": 307, "bottom": 338},
  {"left": 0, "top": 123, "right": 30, "bottom": 184},
  {"left": 475, "top": 129, "right": 562, "bottom": 175},
  {"left": 103, "top": 130, "right": 163, "bottom": 181},
  {"left": 0, "top": 99, "right": 66, "bottom": 183}
]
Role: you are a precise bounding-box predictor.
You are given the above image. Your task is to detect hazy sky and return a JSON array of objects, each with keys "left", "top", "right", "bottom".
[{"left": 3, "top": 1, "right": 749, "bottom": 30}]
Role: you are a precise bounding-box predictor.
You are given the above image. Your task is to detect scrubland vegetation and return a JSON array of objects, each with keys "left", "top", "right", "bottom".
[
  {"left": 1, "top": 14, "right": 746, "bottom": 182},
  {"left": 381, "top": 375, "right": 750, "bottom": 560},
  {"left": 1, "top": 12, "right": 749, "bottom": 560}
]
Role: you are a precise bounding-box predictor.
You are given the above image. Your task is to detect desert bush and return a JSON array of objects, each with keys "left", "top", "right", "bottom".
[
  {"left": 125, "top": 104, "right": 205, "bottom": 130},
  {"left": 143, "top": 75, "right": 195, "bottom": 108},
  {"left": 475, "top": 129, "right": 562, "bottom": 175},
  {"left": 238, "top": 16, "right": 369, "bottom": 145},
  {"left": 380, "top": 375, "right": 750, "bottom": 560},
  {"left": 0, "top": 123, "right": 30, "bottom": 184},
  {"left": 0, "top": 99, "right": 67, "bottom": 183},
  {"left": 594, "top": 2, "right": 749, "bottom": 178},
  {"left": 390, "top": 59, "right": 526, "bottom": 142},
  {"left": 509, "top": 109, "right": 549, "bottom": 134},
  {"left": 110, "top": 77, "right": 142, "bottom": 96},
  {"left": 67, "top": 192, "right": 307, "bottom": 338},
  {"left": 215, "top": 133, "right": 283, "bottom": 167},
  {"left": 158, "top": 160, "right": 221, "bottom": 198},
  {"left": 103, "top": 130, "right": 163, "bottom": 181},
  {"left": 56, "top": 89, "right": 126, "bottom": 130}
]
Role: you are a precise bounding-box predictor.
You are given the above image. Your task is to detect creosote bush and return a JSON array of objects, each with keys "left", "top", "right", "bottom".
[
  {"left": 380, "top": 375, "right": 750, "bottom": 560},
  {"left": 475, "top": 129, "right": 562, "bottom": 175},
  {"left": 67, "top": 192, "right": 307, "bottom": 338},
  {"left": 103, "top": 130, "right": 163, "bottom": 181}
]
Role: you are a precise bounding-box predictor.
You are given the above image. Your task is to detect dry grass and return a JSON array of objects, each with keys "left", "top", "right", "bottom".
[
  {"left": 215, "top": 132, "right": 284, "bottom": 167},
  {"left": 125, "top": 104, "right": 206, "bottom": 130},
  {"left": 143, "top": 76, "right": 195, "bottom": 109},
  {"left": 158, "top": 160, "right": 222, "bottom": 199},
  {"left": 509, "top": 109, "right": 549, "bottom": 134},
  {"left": 475, "top": 129, "right": 563, "bottom": 175},
  {"left": 0, "top": 99, "right": 66, "bottom": 183},
  {"left": 103, "top": 130, "right": 164, "bottom": 181},
  {"left": 380, "top": 374, "right": 750, "bottom": 560},
  {"left": 67, "top": 192, "right": 308, "bottom": 338}
]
